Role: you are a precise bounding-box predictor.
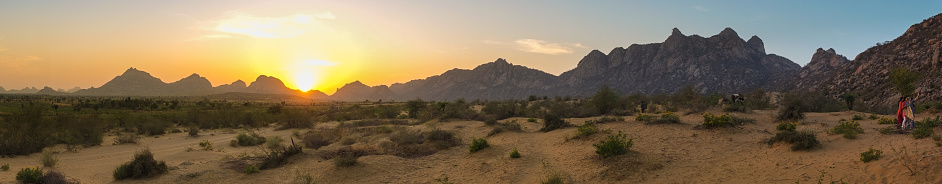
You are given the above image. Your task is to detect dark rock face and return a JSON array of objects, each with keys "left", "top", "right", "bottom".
[
  {"left": 787, "top": 48, "right": 850, "bottom": 91},
  {"left": 74, "top": 68, "right": 169, "bottom": 96},
  {"left": 330, "top": 81, "right": 395, "bottom": 101},
  {"left": 388, "top": 58, "right": 560, "bottom": 101},
  {"left": 558, "top": 27, "right": 800, "bottom": 96},
  {"left": 791, "top": 13, "right": 942, "bottom": 105},
  {"left": 168, "top": 73, "right": 215, "bottom": 95}
]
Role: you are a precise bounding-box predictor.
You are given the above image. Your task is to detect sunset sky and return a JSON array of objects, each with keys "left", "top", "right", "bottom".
[{"left": 1, "top": 1, "right": 940, "bottom": 94}]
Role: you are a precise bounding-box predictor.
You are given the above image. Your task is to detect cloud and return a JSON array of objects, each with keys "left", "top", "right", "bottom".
[
  {"left": 694, "top": 6, "right": 709, "bottom": 12},
  {"left": 0, "top": 40, "right": 41, "bottom": 73},
  {"left": 484, "top": 39, "right": 583, "bottom": 55},
  {"left": 214, "top": 12, "right": 336, "bottom": 38},
  {"left": 513, "top": 39, "right": 579, "bottom": 55}
]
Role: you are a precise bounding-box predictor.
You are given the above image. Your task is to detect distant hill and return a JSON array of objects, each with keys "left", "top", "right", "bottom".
[
  {"left": 388, "top": 58, "right": 560, "bottom": 101},
  {"left": 790, "top": 13, "right": 942, "bottom": 106},
  {"left": 71, "top": 67, "right": 316, "bottom": 99}
]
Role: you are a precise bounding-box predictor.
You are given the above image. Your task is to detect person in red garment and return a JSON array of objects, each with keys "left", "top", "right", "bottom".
[{"left": 897, "top": 97, "right": 906, "bottom": 131}]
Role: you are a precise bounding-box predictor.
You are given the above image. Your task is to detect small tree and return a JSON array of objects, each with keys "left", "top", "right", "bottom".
[
  {"left": 590, "top": 85, "right": 619, "bottom": 115},
  {"left": 405, "top": 99, "right": 426, "bottom": 118},
  {"left": 889, "top": 67, "right": 919, "bottom": 97},
  {"left": 841, "top": 93, "right": 856, "bottom": 111}
]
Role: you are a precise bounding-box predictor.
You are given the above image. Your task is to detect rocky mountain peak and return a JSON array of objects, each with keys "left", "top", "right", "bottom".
[
  {"left": 747, "top": 35, "right": 765, "bottom": 53},
  {"left": 494, "top": 58, "right": 510, "bottom": 65},
  {"left": 718, "top": 27, "right": 739, "bottom": 37},
  {"left": 120, "top": 67, "right": 152, "bottom": 77},
  {"left": 671, "top": 27, "right": 683, "bottom": 36}
]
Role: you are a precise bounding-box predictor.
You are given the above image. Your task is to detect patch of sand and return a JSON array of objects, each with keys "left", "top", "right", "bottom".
[{"left": 1, "top": 109, "right": 941, "bottom": 183}]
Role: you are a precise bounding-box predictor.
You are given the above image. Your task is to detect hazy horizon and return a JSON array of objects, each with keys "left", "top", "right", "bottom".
[{"left": 1, "top": 0, "right": 940, "bottom": 94}]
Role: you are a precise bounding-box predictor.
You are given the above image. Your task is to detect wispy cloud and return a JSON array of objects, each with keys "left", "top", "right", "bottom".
[
  {"left": 484, "top": 39, "right": 584, "bottom": 55},
  {"left": 213, "top": 12, "right": 336, "bottom": 38},
  {"left": 694, "top": 6, "right": 709, "bottom": 12},
  {"left": 0, "top": 39, "right": 41, "bottom": 72}
]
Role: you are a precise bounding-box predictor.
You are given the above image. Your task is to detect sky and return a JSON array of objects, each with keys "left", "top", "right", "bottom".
[{"left": 0, "top": 0, "right": 940, "bottom": 94}]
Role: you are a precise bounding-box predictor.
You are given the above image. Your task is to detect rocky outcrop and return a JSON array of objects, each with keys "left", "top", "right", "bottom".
[
  {"left": 74, "top": 68, "right": 168, "bottom": 96},
  {"left": 244, "top": 75, "right": 303, "bottom": 95},
  {"left": 37, "top": 87, "right": 66, "bottom": 95},
  {"left": 791, "top": 13, "right": 942, "bottom": 106},
  {"left": 168, "top": 73, "right": 215, "bottom": 95},
  {"left": 330, "top": 81, "right": 395, "bottom": 101},
  {"left": 389, "top": 58, "right": 560, "bottom": 101},
  {"left": 558, "top": 27, "right": 800, "bottom": 96}
]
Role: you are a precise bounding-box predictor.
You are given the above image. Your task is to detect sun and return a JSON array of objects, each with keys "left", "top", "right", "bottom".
[{"left": 292, "top": 72, "right": 316, "bottom": 91}]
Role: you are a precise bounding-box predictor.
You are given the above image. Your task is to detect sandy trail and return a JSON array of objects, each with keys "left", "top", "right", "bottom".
[{"left": 1, "top": 109, "right": 941, "bottom": 183}]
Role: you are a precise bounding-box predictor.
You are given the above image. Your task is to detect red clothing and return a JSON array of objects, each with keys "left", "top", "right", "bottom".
[{"left": 897, "top": 101, "right": 905, "bottom": 125}]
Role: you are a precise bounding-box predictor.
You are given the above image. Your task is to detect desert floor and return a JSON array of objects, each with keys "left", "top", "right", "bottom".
[{"left": 1, "top": 109, "right": 941, "bottom": 183}]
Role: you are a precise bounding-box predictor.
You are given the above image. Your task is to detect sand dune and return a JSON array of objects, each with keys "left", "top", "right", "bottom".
[{"left": 1, "top": 109, "right": 941, "bottom": 183}]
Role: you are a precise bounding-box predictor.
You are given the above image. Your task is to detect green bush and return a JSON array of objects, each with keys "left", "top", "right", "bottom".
[
  {"left": 258, "top": 138, "right": 303, "bottom": 169},
  {"left": 860, "top": 148, "right": 882, "bottom": 163},
  {"left": 776, "top": 96, "right": 805, "bottom": 121},
  {"left": 527, "top": 118, "right": 537, "bottom": 122},
  {"left": 868, "top": 114, "right": 879, "bottom": 120},
  {"left": 830, "top": 120, "right": 863, "bottom": 139},
  {"left": 702, "top": 113, "right": 751, "bottom": 128},
  {"left": 16, "top": 167, "right": 42, "bottom": 184},
  {"left": 912, "top": 124, "right": 934, "bottom": 139},
  {"left": 469, "top": 138, "right": 489, "bottom": 153},
  {"left": 593, "top": 131, "right": 633, "bottom": 158},
  {"left": 113, "top": 149, "right": 168, "bottom": 180},
  {"left": 487, "top": 122, "right": 523, "bottom": 136},
  {"left": 649, "top": 112, "right": 681, "bottom": 124},
  {"left": 233, "top": 132, "right": 267, "bottom": 147},
  {"left": 635, "top": 114, "right": 653, "bottom": 122},
  {"left": 879, "top": 126, "right": 896, "bottom": 135},
  {"left": 113, "top": 133, "right": 141, "bottom": 145},
  {"left": 509, "top": 148, "right": 521, "bottom": 158},
  {"left": 265, "top": 136, "right": 285, "bottom": 151},
  {"left": 766, "top": 131, "right": 821, "bottom": 151},
  {"left": 576, "top": 122, "right": 598, "bottom": 137},
  {"left": 776, "top": 121, "right": 798, "bottom": 131},
  {"left": 198, "top": 140, "right": 213, "bottom": 150},
  {"left": 877, "top": 117, "right": 895, "bottom": 125},
  {"left": 723, "top": 103, "right": 748, "bottom": 113},
  {"left": 243, "top": 165, "right": 259, "bottom": 174},
  {"left": 333, "top": 156, "right": 358, "bottom": 167},
  {"left": 540, "top": 114, "right": 571, "bottom": 132},
  {"left": 1, "top": 164, "right": 8, "bottom": 171},
  {"left": 852, "top": 115, "right": 864, "bottom": 121}
]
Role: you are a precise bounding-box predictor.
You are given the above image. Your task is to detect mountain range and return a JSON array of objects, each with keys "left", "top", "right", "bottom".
[{"left": 4, "top": 13, "right": 942, "bottom": 106}]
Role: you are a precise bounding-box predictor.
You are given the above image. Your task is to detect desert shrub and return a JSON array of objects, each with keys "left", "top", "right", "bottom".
[
  {"left": 576, "top": 122, "right": 599, "bottom": 137},
  {"left": 1, "top": 164, "right": 8, "bottom": 171},
  {"left": 877, "top": 117, "right": 896, "bottom": 124},
  {"left": 920, "top": 116, "right": 942, "bottom": 128},
  {"left": 590, "top": 85, "right": 620, "bottom": 115},
  {"left": 776, "top": 121, "right": 798, "bottom": 131},
  {"left": 509, "top": 148, "right": 520, "bottom": 158},
  {"left": 301, "top": 133, "right": 332, "bottom": 150},
  {"left": 635, "top": 114, "right": 653, "bottom": 122},
  {"left": 723, "top": 103, "right": 748, "bottom": 113},
  {"left": 242, "top": 165, "right": 259, "bottom": 174},
  {"left": 113, "top": 149, "right": 169, "bottom": 180},
  {"left": 868, "top": 114, "right": 879, "bottom": 120},
  {"left": 333, "top": 156, "right": 358, "bottom": 167},
  {"left": 198, "top": 140, "right": 213, "bottom": 150},
  {"left": 487, "top": 122, "right": 523, "bottom": 136},
  {"left": 276, "top": 109, "right": 314, "bottom": 130},
  {"left": 39, "top": 149, "right": 58, "bottom": 167},
  {"left": 16, "top": 167, "right": 42, "bottom": 184},
  {"left": 540, "top": 114, "right": 571, "bottom": 132},
  {"left": 650, "top": 112, "right": 681, "bottom": 124},
  {"left": 484, "top": 118, "right": 498, "bottom": 126},
  {"left": 258, "top": 138, "right": 303, "bottom": 169},
  {"left": 777, "top": 94, "right": 805, "bottom": 121},
  {"left": 543, "top": 172, "right": 568, "bottom": 184},
  {"left": 702, "top": 113, "right": 752, "bottom": 128},
  {"left": 852, "top": 115, "right": 864, "bottom": 121},
  {"left": 469, "top": 138, "right": 489, "bottom": 153},
  {"left": 912, "top": 124, "right": 934, "bottom": 139},
  {"left": 766, "top": 131, "right": 821, "bottom": 151},
  {"left": 188, "top": 126, "right": 199, "bottom": 137},
  {"left": 265, "top": 136, "right": 285, "bottom": 151},
  {"left": 134, "top": 115, "right": 171, "bottom": 136},
  {"left": 830, "top": 120, "right": 863, "bottom": 139},
  {"left": 0, "top": 105, "right": 54, "bottom": 156},
  {"left": 593, "top": 131, "right": 633, "bottom": 158},
  {"left": 233, "top": 132, "right": 266, "bottom": 147},
  {"left": 860, "top": 148, "right": 882, "bottom": 163},
  {"left": 42, "top": 170, "right": 78, "bottom": 184},
  {"left": 879, "top": 126, "right": 896, "bottom": 135},
  {"left": 527, "top": 118, "right": 537, "bottom": 122},
  {"left": 426, "top": 129, "right": 460, "bottom": 149},
  {"left": 114, "top": 133, "right": 140, "bottom": 144},
  {"left": 390, "top": 130, "right": 425, "bottom": 145}
]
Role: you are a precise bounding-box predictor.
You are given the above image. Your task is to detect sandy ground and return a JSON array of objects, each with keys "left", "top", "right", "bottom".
[{"left": 1, "top": 108, "right": 941, "bottom": 183}]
